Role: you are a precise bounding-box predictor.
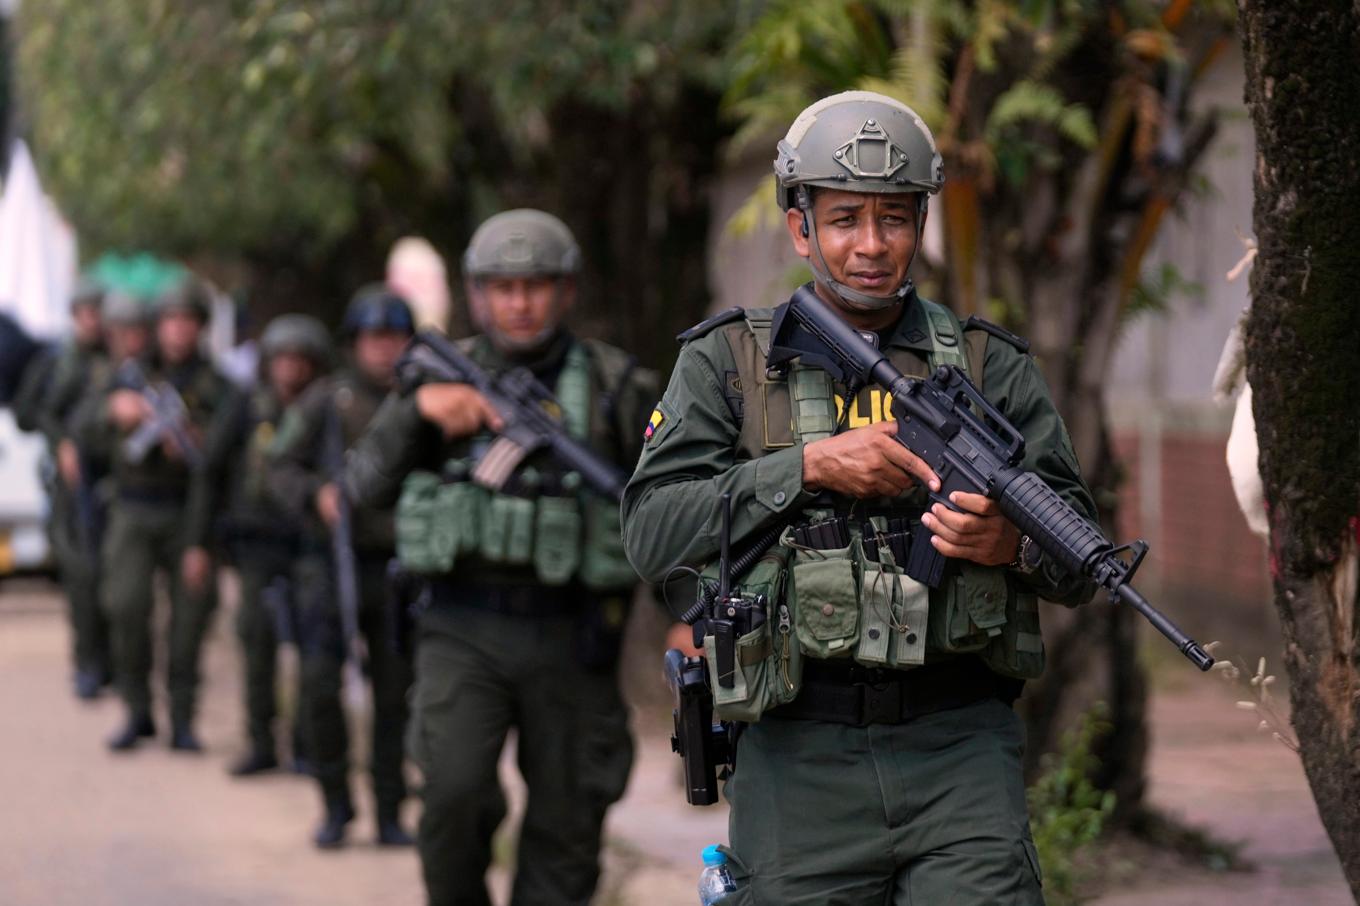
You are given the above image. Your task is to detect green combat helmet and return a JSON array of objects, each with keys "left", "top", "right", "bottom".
[
  {"left": 463, "top": 209, "right": 579, "bottom": 352},
  {"left": 101, "top": 290, "right": 151, "bottom": 326},
  {"left": 70, "top": 278, "right": 106, "bottom": 312},
  {"left": 463, "top": 209, "right": 581, "bottom": 280},
  {"left": 775, "top": 90, "right": 944, "bottom": 311},
  {"left": 260, "top": 313, "right": 333, "bottom": 368},
  {"left": 153, "top": 276, "right": 212, "bottom": 322},
  {"left": 341, "top": 284, "right": 416, "bottom": 340}
]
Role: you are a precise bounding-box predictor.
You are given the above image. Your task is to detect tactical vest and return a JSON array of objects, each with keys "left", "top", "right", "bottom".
[
  {"left": 395, "top": 337, "right": 638, "bottom": 592},
  {"left": 700, "top": 298, "right": 1044, "bottom": 723}
]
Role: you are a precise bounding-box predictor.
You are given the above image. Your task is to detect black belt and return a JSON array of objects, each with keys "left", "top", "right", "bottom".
[
  {"left": 427, "top": 578, "right": 582, "bottom": 618},
  {"left": 768, "top": 656, "right": 1022, "bottom": 727}
]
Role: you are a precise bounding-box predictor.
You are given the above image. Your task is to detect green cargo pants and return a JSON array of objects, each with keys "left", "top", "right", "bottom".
[
  {"left": 409, "top": 605, "right": 634, "bottom": 906},
  {"left": 234, "top": 545, "right": 304, "bottom": 758},
  {"left": 101, "top": 502, "right": 217, "bottom": 726},
  {"left": 49, "top": 481, "right": 109, "bottom": 677},
  {"left": 295, "top": 552, "right": 411, "bottom": 815},
  {"left": 720, "top": 697, "right": 1044, "bottom": 906}
]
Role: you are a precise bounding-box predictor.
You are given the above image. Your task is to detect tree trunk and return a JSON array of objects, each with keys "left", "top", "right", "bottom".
[{"left": 1238, "top": 0, "right": 1360, "bottom": 895}]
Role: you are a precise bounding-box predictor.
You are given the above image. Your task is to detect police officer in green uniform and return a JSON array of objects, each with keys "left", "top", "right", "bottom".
[
  {"left": 81, "top": 278, "right": 244, "bottom": 752},
  {"left": 622, "top": 92, "right": 1099, "bottom": 906},
  {"left": 19, "top": 282, "right": 113, "bottom": 699},
  {"left": 342, "top": 209, "right": 654, "bottom": 906},
  {"left": 224, "top": 314, "right": 332, "bottom": 776},
  {"left": 266, "top": 288, "right": 415, "bottom": 848}
]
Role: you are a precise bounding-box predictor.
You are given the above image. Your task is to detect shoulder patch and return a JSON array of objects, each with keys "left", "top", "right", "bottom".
[
  {"left": 676, "top": 307, "right": 745, "bottom": 343},
  {"left": 963, "top": 316, "right": 1030, "bottom": 354}
]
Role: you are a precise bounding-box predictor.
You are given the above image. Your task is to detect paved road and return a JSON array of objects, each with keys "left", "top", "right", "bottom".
[{"left": 0, "top": 578, "right": 1349, "bottom": 905}]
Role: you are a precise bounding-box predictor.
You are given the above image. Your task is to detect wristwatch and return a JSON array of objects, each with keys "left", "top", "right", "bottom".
[{"left": 1009, "top": 534, "right": 1043, "bottom": 575}]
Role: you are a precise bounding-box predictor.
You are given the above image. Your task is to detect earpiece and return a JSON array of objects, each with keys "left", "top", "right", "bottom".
[{"left": 800, "top": 212, "right": 810, "bottom": 238}]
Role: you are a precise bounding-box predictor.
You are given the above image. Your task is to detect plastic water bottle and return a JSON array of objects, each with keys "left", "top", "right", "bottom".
[{"left": 698, "top": 845, "right": 737, "bottom": 905}]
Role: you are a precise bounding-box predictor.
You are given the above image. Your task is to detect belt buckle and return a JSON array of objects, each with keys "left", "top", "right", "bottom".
[{"left": 860, "top": 680, "right": 902, "bottom": 725}]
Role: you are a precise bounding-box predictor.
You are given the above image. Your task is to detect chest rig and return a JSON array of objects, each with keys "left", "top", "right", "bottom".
[
  {"left": 394, "top": 338, "right": 637, "bottom": 592},
  {"left": 699, "top": 299, "right": 1044, "bottom": 724}
]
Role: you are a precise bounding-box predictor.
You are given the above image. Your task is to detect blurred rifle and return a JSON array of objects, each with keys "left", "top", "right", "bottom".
[
  {"left": 321, "top": 403, "right": 365, "bottom": 689},
  {"left": 396, "top": 330, "right": 626, "bottom": 502},
  {"left": 117, "top": 361, "right": 202, "bottom": 467}
]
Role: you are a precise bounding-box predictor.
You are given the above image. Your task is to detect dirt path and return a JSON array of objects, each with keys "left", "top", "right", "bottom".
[{"left": 0, "top": 579, "right": 1349, "bottom": 905}]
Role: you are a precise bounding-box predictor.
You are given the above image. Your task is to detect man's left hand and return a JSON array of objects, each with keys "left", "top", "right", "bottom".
[
  {"left": 921, "top": 491, "right": 1021, "bottom": 567},
  {"left": 181, "top": 546, "right": 212, "bottom": 594}
]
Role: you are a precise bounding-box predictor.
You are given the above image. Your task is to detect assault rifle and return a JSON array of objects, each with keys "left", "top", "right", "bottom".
[
  {"left": 117, "top": 362, "right": 203, "bottom": 468},
  {"left": 396, "top": 330, "right": 627, "bottom": 502},
  {"left": 322, "top": 404, "right": 364, "bottom": 678},
  {"left": 769, "top": 285, "right": 1214, "bottom": 671}
]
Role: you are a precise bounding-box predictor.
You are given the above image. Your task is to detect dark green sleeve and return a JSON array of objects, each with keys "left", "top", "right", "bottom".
[
  {"left": 10, "top": 350, "right": 55, "bottom": 435},
  {"left": 184, "top": 383, "right": 249, "bottom": 547},
  {"left": 343, "top": 390, "right": 442, "bottom": 510},
  {"left": 70, "top": 372, "right": 119, "bottom": 461},
  {"left": 266, "top": 384, "right": 328, "bottom": 522},
  {"left": 982, "top": 340, "right": 1099, "bottom": 607},
  {"left": 621, "top": 333, "right": 810, "bottom": 584}
]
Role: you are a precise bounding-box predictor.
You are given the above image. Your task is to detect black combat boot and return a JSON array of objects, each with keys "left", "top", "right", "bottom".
[
  {"left": 313, "top": 796, "right": 355, "bottom": 849},
  {"left": 170, "top": 723, "right": 203, "bottom": 752},
  {"left": 107, "top": 713, "right": 156, "bottom": 751},
  {"left": 376, "top": 806, "right": 414, "bottom": 847},
  {"left": 228, "top": 748, "right": 279, "bottom": 777},
  {"left": 74, "top": 669, "right": 102, "bottom": 701}
]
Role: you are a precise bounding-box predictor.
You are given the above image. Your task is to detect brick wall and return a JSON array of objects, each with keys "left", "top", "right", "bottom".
[{"left": 1112, "top": 427, "right": 1277, "bottom": 652}]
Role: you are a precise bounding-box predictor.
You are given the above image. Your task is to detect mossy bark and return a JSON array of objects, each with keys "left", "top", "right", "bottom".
[{"left": 1238, "top": 0, "right": 1360, "bottom": 895}]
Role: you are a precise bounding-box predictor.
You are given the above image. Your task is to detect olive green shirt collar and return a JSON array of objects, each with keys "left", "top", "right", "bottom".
[{"left": 882, "top": 289, "right": 935, "bottom": 354}]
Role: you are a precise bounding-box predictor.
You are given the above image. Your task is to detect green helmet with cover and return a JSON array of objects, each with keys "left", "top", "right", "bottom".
[
  {"left": 153, "top": 275, "right": 212, "bottom": 322},
  {"left": 70, "top": 278, "right": 106, "bottom": 312},
  {"left": 101, "top": 290, "right": 151, "bottom": 326},
  {"left": 463, "top": 209, "right": 581, "bottom": 280},
  {"left": 260, "top": 313, "right": 333, "bottom": 367},
  {"left": 774, "top": 90, "right": 944, "bottom": 311}
]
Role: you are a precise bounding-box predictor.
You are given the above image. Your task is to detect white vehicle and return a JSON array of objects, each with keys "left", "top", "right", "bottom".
[{"left": 0, "top": 409, "right": 51, "bottom": 573}]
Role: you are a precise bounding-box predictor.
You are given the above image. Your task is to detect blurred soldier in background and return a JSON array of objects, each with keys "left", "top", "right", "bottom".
[
  {"left": 20, "top": 282, "right": 113, "bottom": 699},
  {"left": 267, "top": 287, "right": 415, "bottom": 849},
  {"left": 222, "top": 314, "right": 332, "bottom": 777},
  {"left": 344, "top": 210, "right": 655, "bottom": 906},
  {"left": 77, "top": 278, "right": 244, "bottom": 753}
]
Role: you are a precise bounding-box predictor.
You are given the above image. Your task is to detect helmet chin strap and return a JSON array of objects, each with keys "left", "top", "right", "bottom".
[{"left": 801, "top": 194, "right": 927, "bottom": 312}]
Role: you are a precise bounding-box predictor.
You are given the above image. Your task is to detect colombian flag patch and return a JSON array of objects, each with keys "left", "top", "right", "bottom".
[{"left": 644, "top": 408, "right": 665, "bottom": 441}]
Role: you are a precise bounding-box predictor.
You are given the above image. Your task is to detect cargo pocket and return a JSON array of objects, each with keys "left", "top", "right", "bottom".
[
  {"left": 714, "top": 845, "right": 755, "bottom": 905},
  {"left": 788, "top": 540, "right": 861, "bottom": 659},
  {"left": 533, "top": 495, "right": 581, "bottom": 585},
  {"left": 696, "top": 543, "right": 797, "bottom": 723},
  {"left": 981, "top": 586, "right": 1046, "bottom": 680},
  {"left": 706, "top": 625, "right": 777, "bottom": 723},
  {"left": 480, "top": 494, "right": 535, "bottom": 565},
  {"left": 579, "top": 496, "right": 640, "bottom": 591},
  {"left": 395, "top": 472, "right": 449, "bottom": 574},
  {"left": 929, "top": 561, "right": 1008, "bottom": 653},
  {"left": 438, "top": 480, "right": 485, "bottom": 561}
]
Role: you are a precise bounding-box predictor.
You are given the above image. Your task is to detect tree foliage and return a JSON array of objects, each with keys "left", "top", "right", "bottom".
[{"left": 16, "top": 0, "right": 753, "bottom": 353}]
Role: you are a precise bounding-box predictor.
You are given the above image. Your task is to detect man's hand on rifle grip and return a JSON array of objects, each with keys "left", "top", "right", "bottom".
[{"left": 415, "top": 383, "right": 504, "bottom": 439}]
